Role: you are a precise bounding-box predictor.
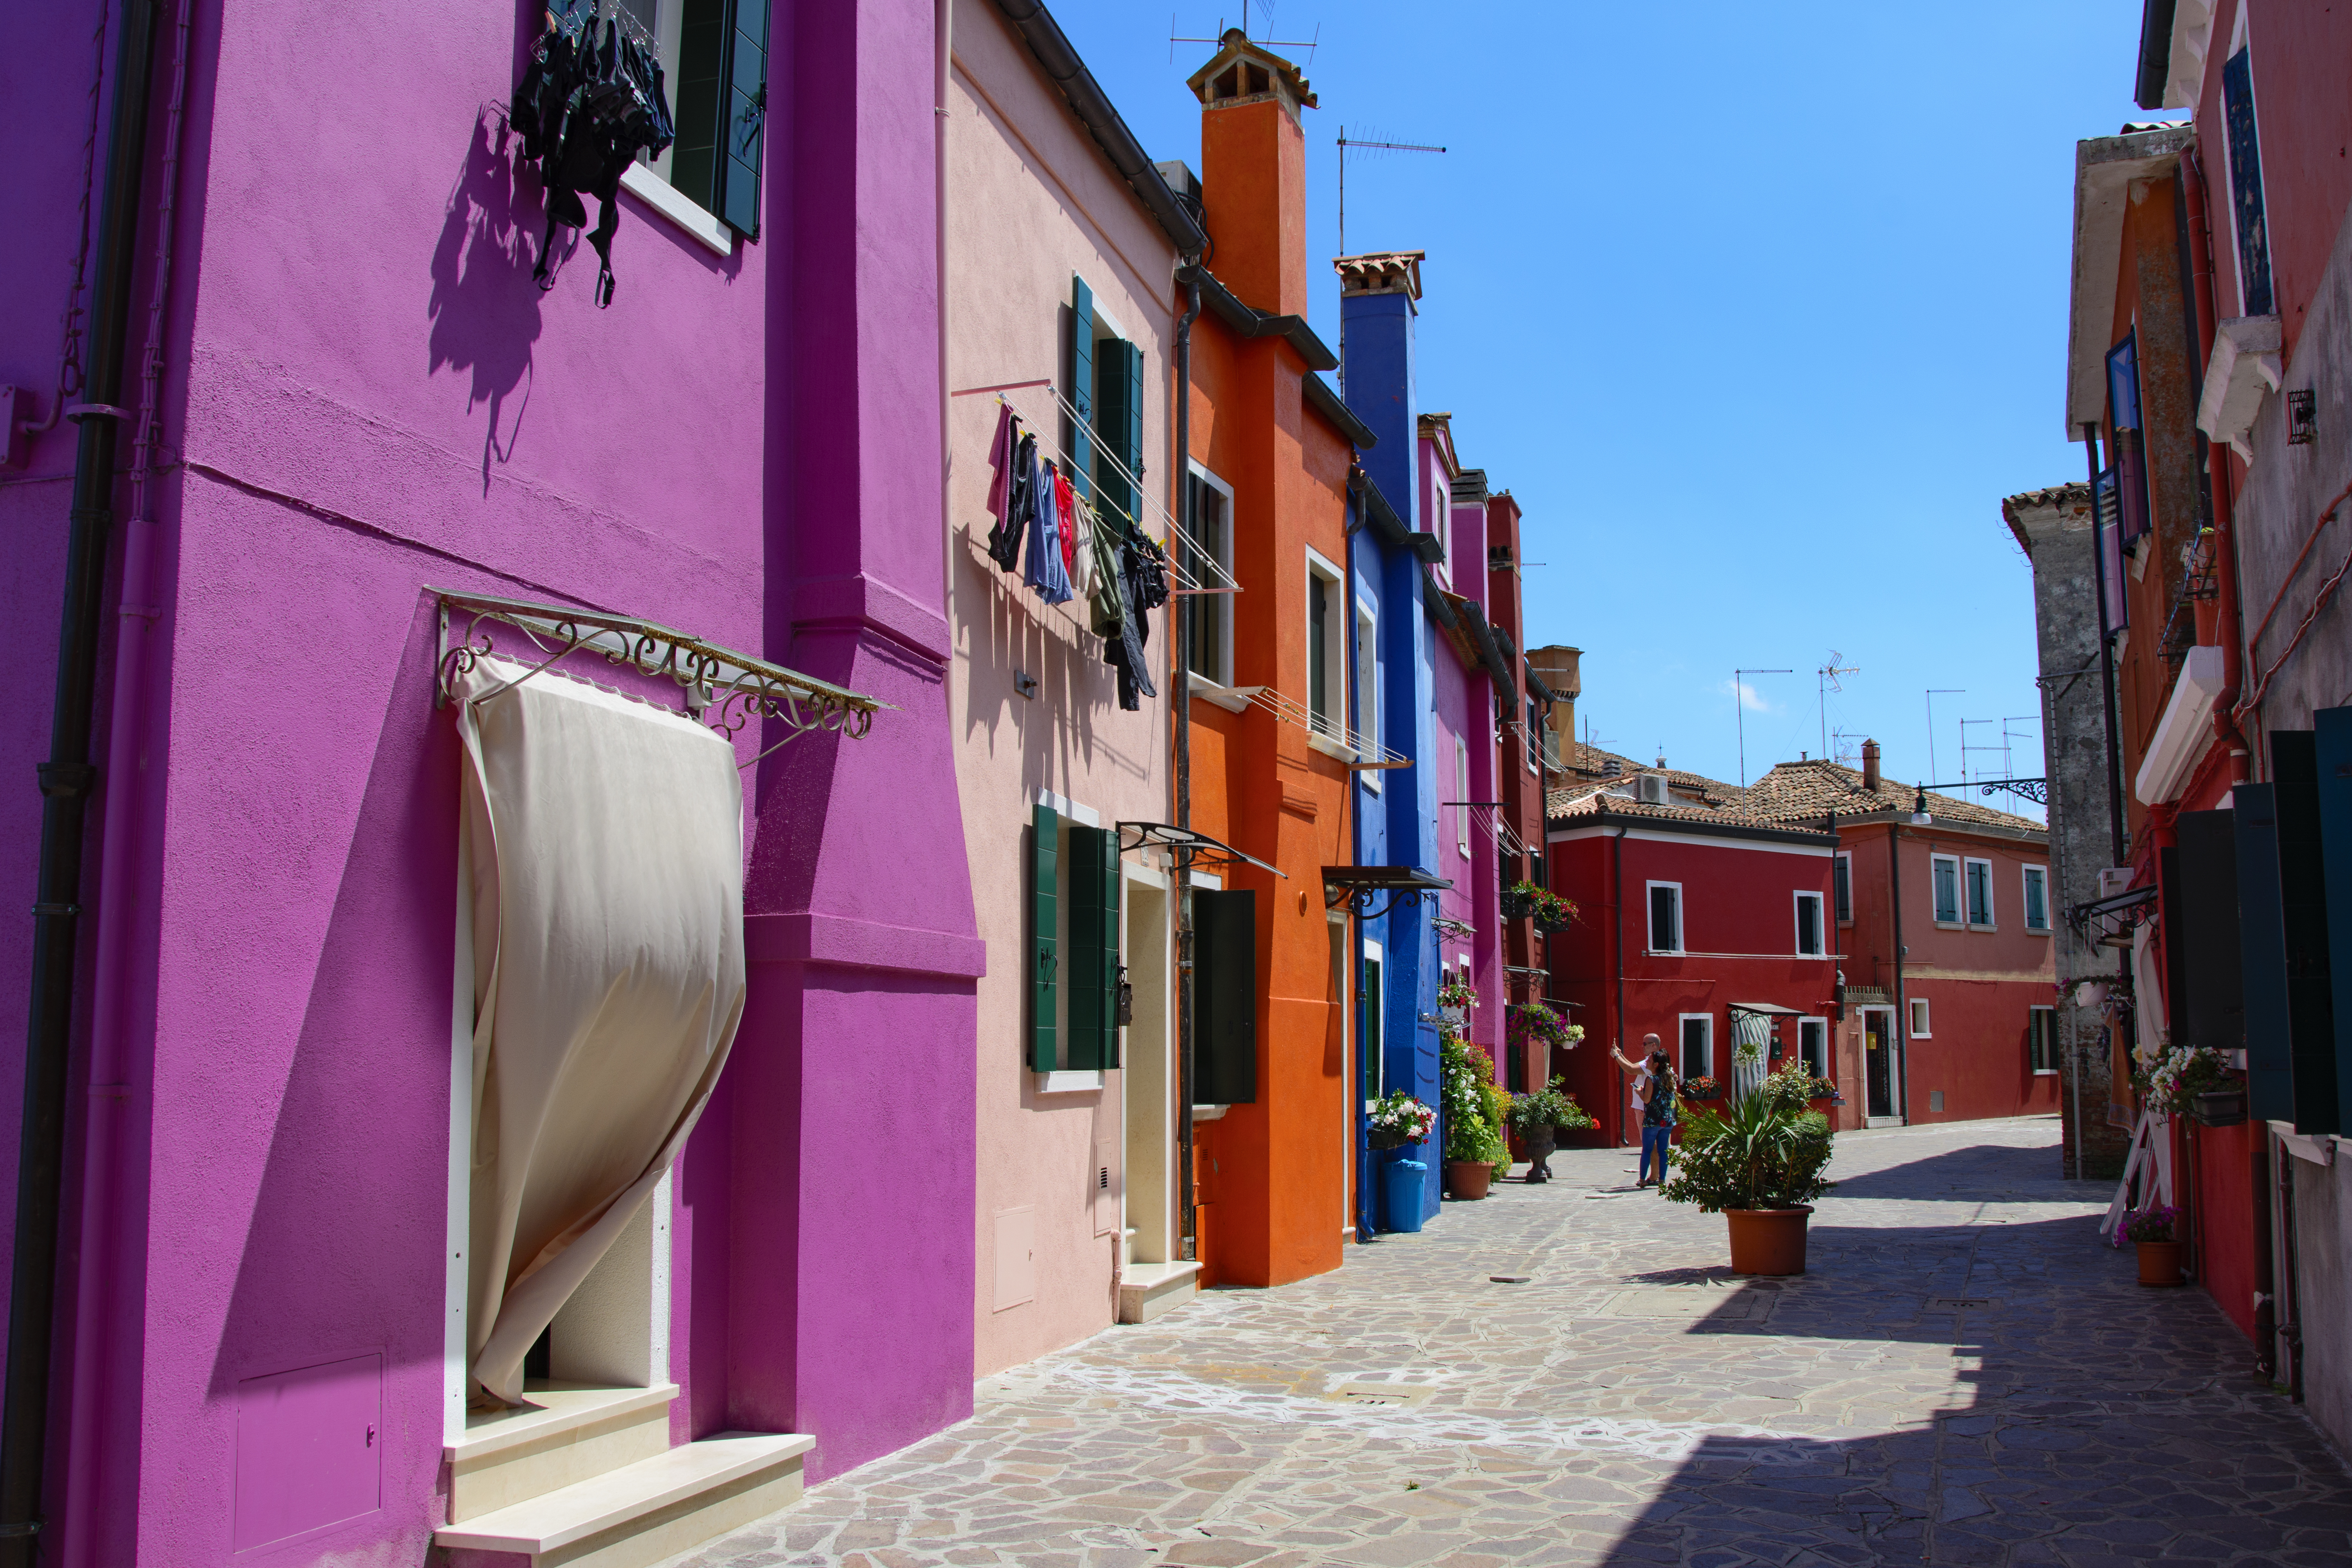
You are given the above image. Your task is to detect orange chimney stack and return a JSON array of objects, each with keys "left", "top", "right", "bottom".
[{"left": 1187, "top": 29, "right": 1316, "bottom": 318}]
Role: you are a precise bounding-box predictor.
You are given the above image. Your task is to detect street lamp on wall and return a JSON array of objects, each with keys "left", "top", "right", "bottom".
[{"left": 1909, "top": 786, "right": 1932, "bottom": 827}]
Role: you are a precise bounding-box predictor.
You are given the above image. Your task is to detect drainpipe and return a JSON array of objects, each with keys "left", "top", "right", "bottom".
[
  {"left": 1889, "top": 821, "right": 1908, "bottom": 1122},
  {"left": 2181, "top": 147, "right": 2252, "bottom": 786},
  {"left": 1174, "top": 270, "right": 1201, "bottom": 1261},
  {"left": 1612, "top": 822, "right": 1627, "bottom": 1146},
  {"left": 5, "top": 0, "right": 165, "bottom": 1554},
  {"left": 1342, "top": 478, "right": 1369, "bottom": 1239}
]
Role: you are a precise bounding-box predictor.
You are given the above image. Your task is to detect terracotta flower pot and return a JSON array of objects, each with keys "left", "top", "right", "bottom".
[
  {"left": 1446, "top": 1160, "right": 1493, "bottom": 1201},
  {"left": 1519, "top": 1125, "right": 1557, "bottom": 1182},
  {"left": 2136, "top": 1240, "right": 2184, "bottom": 1287},
  {"left": 1724, "top": 1207, "right": 1813, "bottom": 1276}
]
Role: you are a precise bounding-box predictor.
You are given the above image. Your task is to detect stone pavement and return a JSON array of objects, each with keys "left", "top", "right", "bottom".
[{"left": 677, "top": 1118, "right": 2352, "bottom": 1567}]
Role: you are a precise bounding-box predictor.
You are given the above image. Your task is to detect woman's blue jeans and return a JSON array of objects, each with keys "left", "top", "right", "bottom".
[{"left": 1640, "top": 1124, "right": 1672, "bottom": 1184}]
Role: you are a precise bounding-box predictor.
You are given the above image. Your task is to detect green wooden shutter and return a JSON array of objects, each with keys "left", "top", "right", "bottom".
[
  {"left": 714, "top": 0, "right": 768, "bottom": 238},
  {"left": 1032, "top": 803, "right": 1059, "bottom": 1071},
  {"left": 1124, "top": 335, "right": 1144, "bottom": 512},
  {"left": 1100, "top": 832, "right": 1122, "bottom": 1069},
  {"left": 1193, "top": 889, "right": 1258, "bottom": 1104},
  {"left": 1094, "top": 339, "right": 1142, "bottom": 537},
  {"left": 1070, "top": 277, "right": 1095, "bottom": 503},
  {"left": 1067, "top": 827, "right": 1107, "bottom": 1070}
]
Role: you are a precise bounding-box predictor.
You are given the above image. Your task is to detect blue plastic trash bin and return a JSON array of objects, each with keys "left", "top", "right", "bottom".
[{"left": 1382, "top": 1157, "right": 1428, "bottom": 1234}]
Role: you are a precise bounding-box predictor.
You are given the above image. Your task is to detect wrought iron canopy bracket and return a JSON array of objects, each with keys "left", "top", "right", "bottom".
[
  {"left": 2066, "top": 882, "right": 2157, "bottom": 945},
  {"left": 433, "top": 589, "right": 888, "bottom": 753},
  {"left": 1918, "top": 776, "right": 2048, "bottom": 807},
  {"left": 1322, "top": 865, "right": 1452, "bottom": 918},
  {"left": 1116, "top": 821, "right": 1287, "bottom": 878}
]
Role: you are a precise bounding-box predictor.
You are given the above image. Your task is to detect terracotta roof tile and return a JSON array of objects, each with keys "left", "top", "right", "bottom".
[{"left": 1739, "top": 758, "right": 2045, "bottom": 836}]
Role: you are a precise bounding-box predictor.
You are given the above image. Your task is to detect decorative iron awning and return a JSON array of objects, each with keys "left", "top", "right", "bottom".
[
  {"left": 1727, "top": 1002, "right": 1802, "bottom": 1017},
  {"left": 2068, "top": 882, "right": 2156, "bottom": 947},
  {"left": 1322, "top": 865, "right": 1451, "bottom": 919},
  {"left": 1116, "top": 822, "right": 1286, "bottom": 878},
  {"left": 435, "top": 590, "right": 886, "bottom": 763},
  {"left": 1434, "top": 916, "right": 1475, "bottom": 941}
]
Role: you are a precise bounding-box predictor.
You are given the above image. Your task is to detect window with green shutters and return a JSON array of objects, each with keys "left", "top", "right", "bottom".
[
  {"left": 1031, "top": 804, "right": 1124, "bottom": 1074},
  {"left": 667, "top": 0, "right": 768, "bottom": 239},
  {"left": 1069, "top": 277, "right": 1095, "bottom": 506}
]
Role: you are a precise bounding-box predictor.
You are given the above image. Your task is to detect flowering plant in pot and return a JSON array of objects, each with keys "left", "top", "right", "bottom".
[
  {"left": 1439, "top": 1032, "right": 1505, "bottom": 1199},
  {"left": 1508, "top": 1001, "right": 1583, "bottom": 1052},
  {"left": 1680, "top": 1075, "right": 1724, "bottom": 1102},
  {"left": 2119, "top": 1205, "right": 2184, "bottom": 1287},
  {"left": 2131, "top": 1046, "right": 2237, "bottom": 1121},
  {"left": 1436, "top": 977, "right": 1478, "bottom": 1025},
  {"left": 1507, "top": 882, "right": 1578, "bottom": 932},
  {"left": 1662, "top": 1065, "right": 1835, "bottom": 1275},
  {"left": 1367, "top": 1090, "right": 1435, "bottom": 1150},
  {"left": 1506, "top": 1078, "right": 1593, "bottom": 1182}
]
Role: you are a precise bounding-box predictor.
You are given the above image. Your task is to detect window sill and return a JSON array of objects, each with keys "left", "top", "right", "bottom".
[
  {"left": 2025, "top": 926, "right": 2052, "bottom": 937},
  {"left": 1035, "top": 1071, "right": 1105, "bottom": 1094},
  {"left": 2032, "top": 1068, "right": 2060, "bottom": 1076},
  {"left": 1188, "top": 673, "right": 1259, "bottom": 713},
  {"left": 1307, "top": 731, "right": 1357, "bottom": 763},
  {"left": 1191, "top": 1103, "right": 1230, "bottom": 1121},
  {"left": 1933, "top": 920, "right": 1965, "bottom": 931},
  {"left": 1967, "top": 922, "right": 1998, "bottom": 934},
  {"left": 619, "top": 163, "right": 733, "bottom": 258}
]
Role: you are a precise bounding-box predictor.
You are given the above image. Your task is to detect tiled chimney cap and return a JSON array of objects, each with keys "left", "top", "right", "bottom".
[
  {"left": 1187, "top": 27, "right": 1318, "bottom": 114},
  {"left": 1334, "top": 250, "right": 1425, "bottom": 299}
]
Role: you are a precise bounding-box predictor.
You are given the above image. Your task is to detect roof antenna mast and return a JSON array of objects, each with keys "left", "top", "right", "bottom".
[
  {"left": 1733, "top": 668, "right": 1791, "bottom": 788},
  {"left": 1817, "top": 652, "right": 1860, "bottom": 763}
]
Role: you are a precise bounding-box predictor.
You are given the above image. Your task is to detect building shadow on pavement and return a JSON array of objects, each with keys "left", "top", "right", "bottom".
[{"left": 1594, "top": 1214, "right": 2352, "bottom": 1567}]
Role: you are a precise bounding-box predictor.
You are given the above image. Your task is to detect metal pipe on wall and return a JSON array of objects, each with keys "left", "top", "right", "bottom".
[
  {"left": 1612, "top": 825, "right": 1627, "bottom": 1145},
  {"left": 1173, "top": 271, "right": 1201, "bottom": 1261},
  {"left": 4, "top": 0, "right": 165, "bottom": 1553},
  {"left": 1889, "top": 822, "right": 1908, "bottom": 1122}
]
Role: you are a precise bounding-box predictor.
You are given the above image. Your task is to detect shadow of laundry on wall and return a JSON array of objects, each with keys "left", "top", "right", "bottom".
[{"left": 427, "top": 106, "right": 552, "bottom": 495}]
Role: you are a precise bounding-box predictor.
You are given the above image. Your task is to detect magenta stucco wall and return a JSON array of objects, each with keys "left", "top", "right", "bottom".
[{"left": 1, "top": 1, "right": 976, "bottom": 1561}]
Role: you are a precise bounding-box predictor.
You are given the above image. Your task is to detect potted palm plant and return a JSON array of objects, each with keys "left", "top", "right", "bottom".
[{"left": 1662, "top": 1063, "right": 1835, "bottom": 1274}]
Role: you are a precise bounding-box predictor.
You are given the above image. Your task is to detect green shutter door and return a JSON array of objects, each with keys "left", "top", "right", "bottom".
[
  {"left": 1067, "top": 827, "right": 1107, "bottom": 1070},
  {"left": 1032, "top": 804, "right": 1059, "bottom": 1071},
  {"left": 1193, "top": 889, "right": 1258, "bottom": 1104},
  {"left": 1100, "top": 831, "right": 1122, "bottom": 1069},
  {"left": 1071, "top": 278, "right": 1095, "bottom": 503}
]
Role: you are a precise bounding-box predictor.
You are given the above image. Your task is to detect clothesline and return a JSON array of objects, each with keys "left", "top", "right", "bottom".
[
  {"left": 987, "top": 384, "right": 1241, "bottom": 599},
  {"left": 1243, "top": 683, "right": 1409, "bottom": 769}
]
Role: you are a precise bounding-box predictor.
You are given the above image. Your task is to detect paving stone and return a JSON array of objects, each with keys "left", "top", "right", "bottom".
[{"left": 659, "top": 1120, "right": 2352, "bottom": 1568}]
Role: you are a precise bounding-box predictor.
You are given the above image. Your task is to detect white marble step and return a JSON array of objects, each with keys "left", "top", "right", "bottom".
[
  {"left": 436, "top": 1431, "right": 813, "bottom": 1568},
  {"left": 1117, "top": 1260, "right": 1199, "bottom": 1324}
]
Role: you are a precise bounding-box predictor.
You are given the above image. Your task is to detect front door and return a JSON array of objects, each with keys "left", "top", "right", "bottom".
[{"left": 1864, "top": 1010, "right": 1893, "bottom": 1118}]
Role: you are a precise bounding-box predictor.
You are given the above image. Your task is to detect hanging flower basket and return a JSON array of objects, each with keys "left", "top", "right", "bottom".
[
  {"left": 1367, "top": 1091, "right": 1436, "bottom": 1150},
  {"left": 1508, "top": 1001, "right": 1583, "bottom": 1051},
  {"left": 1507, "top": 881, "right": 1577, "bottom": 931},
  {"left": 1500, "top": 886, "right": 1533, "bottom": 922}
]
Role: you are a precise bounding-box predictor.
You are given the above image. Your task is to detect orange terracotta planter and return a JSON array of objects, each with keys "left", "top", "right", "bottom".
[
  {"left": 1725, "top": 1207, "right": 1813, "bottom": 1275},
  {"left": 2136, "top": 1240, "right": 2184, "bottom": 1287},
  {"left": 1446, "top": 1160, "right": 1494, "bottom": 1201}
]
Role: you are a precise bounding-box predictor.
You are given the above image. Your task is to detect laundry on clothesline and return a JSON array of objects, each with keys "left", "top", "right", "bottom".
[{"left": 514, "top": 0, "right": 675, "bottom": 308}]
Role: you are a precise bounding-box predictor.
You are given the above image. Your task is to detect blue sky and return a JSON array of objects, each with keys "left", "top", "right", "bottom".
[{"left": 1051, "top": 0, "right": 2159, "bottom": 809}]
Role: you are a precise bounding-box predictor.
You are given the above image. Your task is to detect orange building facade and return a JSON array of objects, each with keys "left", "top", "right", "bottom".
[{"left": 1174, "top": 33, "right": 1369, "bottom": 1287}]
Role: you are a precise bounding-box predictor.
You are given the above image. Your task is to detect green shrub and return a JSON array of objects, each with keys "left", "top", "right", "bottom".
[{"left": 1661, "top": 1092, "right": 1836, "bottom": 1213}]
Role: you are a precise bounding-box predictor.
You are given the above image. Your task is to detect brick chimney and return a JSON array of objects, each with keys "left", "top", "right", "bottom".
[
  {"left": 1862, "top": 738, "right": 1881, "bottom": 792},
  {"left": 1527, "top": 645, "right": 1581, "bottom": 762},
  {"left": 1188, "top": 29, "right": 1316, "bottom": 318}
]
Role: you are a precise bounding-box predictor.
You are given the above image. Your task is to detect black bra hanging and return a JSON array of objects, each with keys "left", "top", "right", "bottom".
[{"left": 513, "top": 0, "right": 675, "bottom": 307}]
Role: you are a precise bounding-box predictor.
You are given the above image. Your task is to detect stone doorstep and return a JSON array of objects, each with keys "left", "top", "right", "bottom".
[
  {"left": 1118, "top": 1261, "right": 1202, "bottom": 1324},
  {"left": 436, "top": 1431, "right": 815, "bottom": 1568},
  {"left": 448, "top": 1384, "right": 682, "bottom": 1522}
]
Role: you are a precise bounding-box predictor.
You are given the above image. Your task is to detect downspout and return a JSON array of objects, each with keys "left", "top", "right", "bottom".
[
  {"left": 2181, "top": 147, "right": 2252, "bottom": 786},
  {"left": 1343, "top": 478, "right": 1368, "bottom": 1240},
  {"left": 5, "top": 0, "right": 165, "bottom": 1555},
  {"left": 1889, "top": 822, "right": 1908, "bottom": 1122},
  {"left": 1612, "top": 821, "right": 1627, "bottom": 1147},
  {"left": 1174, "top": 270, "right": 1201, "bottom": 1261}
]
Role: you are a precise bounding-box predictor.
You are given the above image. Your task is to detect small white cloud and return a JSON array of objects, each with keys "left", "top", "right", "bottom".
[{"left": 1719, "top": 677, "right": 1774, "bottom": 713}]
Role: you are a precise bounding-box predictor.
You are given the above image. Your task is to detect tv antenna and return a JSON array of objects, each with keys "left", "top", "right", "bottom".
[
  {"left": 1170, "top": 5, "right": 1322, "bottom": 65},
  {"left": 1337, "top": 127, "right": 1446, "bottom": 257},
  {"left": 1816, "top": 653, "right": 1860, "bottom": 762},
  {"left": 1733, "top": 667, "right": 1791, "bottom": 787}
]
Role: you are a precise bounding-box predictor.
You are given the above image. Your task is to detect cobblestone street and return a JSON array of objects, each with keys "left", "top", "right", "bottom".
[{"left": 682, "top": 1119, "right": 2352, "bottom": 1568}]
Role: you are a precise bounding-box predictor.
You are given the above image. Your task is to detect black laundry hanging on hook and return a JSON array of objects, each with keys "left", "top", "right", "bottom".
[{"left": 514, "top": 0, "right": 675, "bottom": 308}]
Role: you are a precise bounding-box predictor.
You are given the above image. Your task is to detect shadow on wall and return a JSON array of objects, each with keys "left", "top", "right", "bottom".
[
  {"left": 428, "top": 106, "right": 551, "bottom": 496},
  {"left": 1591, "top": 1213, "right": 2345, "bottom": 1565}
]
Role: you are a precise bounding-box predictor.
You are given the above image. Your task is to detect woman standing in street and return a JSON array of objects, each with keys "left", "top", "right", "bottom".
[{"left": 1611, "top": 1037, "right": 1677, "bottom": 1188}]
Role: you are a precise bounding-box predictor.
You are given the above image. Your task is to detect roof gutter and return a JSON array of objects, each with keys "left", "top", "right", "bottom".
[{"left": 993, "top": 0, "right": 1207, "bottom": 254}]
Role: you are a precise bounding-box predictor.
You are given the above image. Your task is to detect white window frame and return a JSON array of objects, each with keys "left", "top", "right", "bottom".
[
  {"left": 1184, "top": 461, "right": 1236, "bottom": 687},
  {"left": 2022, "top": 864, "right": 2051, "bottom": 934},
  {"left": 1646, "top": 880, "right": 1684, "bottom": 955},
  {"left": 1963, "top": 856, "right": 1995, "bottom": 929},
  {"left": 1793, "top": 890, "right": 1826, "bottom": 957},
  {"left": 1525, "top": 694, "right": 1542, "bottom": 775},
  {"left": 1797, "top": 1016, "right": 1829, "bottom": 1079},
  {"left": 1304, "top": 546, "right": 1347, "bottom": 751},
  {"left": 2029, "top": 1005, "right": 2059, "bottom": 1074},
  {"left": 1909, "top": 996, "right": 1932, "bottom": 1039},
  {"left": 1930, "top": 853, "right": 1962, "bottom": 927},
  {"left": 1360, "top": 936, "right": 1385, "bottom": 1104},
  {"left": 1677, "top": 1012, "right": 1713, "bottom": 1080},
  {"left": 1833, "top": 851, "right": 1853, "bottom": 925},
  {"left": 1456, "top": 736, "right": 1471, "bottom": 858},
  {"left": 1354, "top": 598, "right": 1380, "bottom": 793},
  {"left": 612, "top": 4, "right": 735, "bottom": 258}
]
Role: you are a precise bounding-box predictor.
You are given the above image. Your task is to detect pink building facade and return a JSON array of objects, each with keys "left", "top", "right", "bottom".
[{"left": 0, "top": 1, "right": 978, "bottom": 1563}]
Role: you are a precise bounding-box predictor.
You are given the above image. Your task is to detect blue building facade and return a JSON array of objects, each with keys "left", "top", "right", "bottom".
[{"left": 1338, "top": 253, "right": 1445, "bottom": 1232}]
